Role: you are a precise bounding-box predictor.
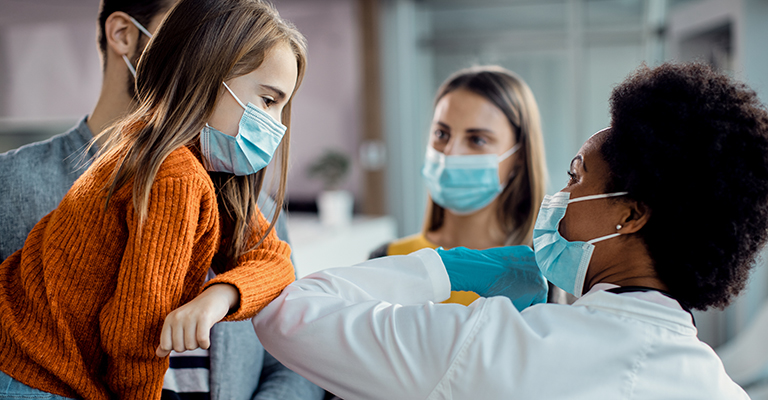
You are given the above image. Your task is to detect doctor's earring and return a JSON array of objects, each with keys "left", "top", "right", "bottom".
[{"left": 616, "top": 224, "right": 623, "bottom": 231}]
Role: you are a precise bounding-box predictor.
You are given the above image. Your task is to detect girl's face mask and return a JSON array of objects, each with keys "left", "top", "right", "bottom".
[{"left": 200, "top": 82, "right": 287, "bottom": 176}]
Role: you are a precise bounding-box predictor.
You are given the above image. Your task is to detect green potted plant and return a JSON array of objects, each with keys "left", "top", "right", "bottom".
[{"left": 307, "top": 149, "right": 353, "bottom": 226}]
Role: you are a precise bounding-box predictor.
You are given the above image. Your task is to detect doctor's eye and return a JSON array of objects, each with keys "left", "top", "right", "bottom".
[{"left": 566, "top": 170, "right": 577, "bottom": 184}]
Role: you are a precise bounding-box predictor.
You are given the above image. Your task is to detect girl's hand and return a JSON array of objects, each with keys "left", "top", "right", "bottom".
[{"left": 156, "top": 284, "right": 240, "bottom": 357}]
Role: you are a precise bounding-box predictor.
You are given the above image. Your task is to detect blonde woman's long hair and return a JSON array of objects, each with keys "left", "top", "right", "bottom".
[
  {"left": 424, "top": 66, "right": 547, "bottom": 246},
  {"left": 94, "top": 0, "right": 307, "bottom": 271}
]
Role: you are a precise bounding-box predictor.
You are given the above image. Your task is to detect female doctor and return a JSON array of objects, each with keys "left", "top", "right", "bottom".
[{"left": 253, "top": 62, "right": 768, "bottom": 399}]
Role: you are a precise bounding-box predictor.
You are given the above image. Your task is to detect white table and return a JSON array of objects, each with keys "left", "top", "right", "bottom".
[{"left": 286, "top": 213, "right": 398, "bottom": 278}]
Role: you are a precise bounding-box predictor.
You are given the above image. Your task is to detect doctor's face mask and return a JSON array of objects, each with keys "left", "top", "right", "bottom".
[{"left": 532, "top": 191, "right": 627, "bottom": 297}]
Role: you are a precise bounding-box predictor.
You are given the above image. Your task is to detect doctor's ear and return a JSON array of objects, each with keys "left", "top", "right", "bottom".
[
  {"left": 616, "top": 200, "right": 651, "bottom": 234},
  {"left": 105, "top": 12, "right": 138, "bottom": 58}
]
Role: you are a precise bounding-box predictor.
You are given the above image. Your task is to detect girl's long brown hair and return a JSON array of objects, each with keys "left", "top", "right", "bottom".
[
  {"left": 424, "top": 66, "right": 547, "bottom": 246},
  {"left": 93, "top": 0, "right": 307, "bottom": 271}
]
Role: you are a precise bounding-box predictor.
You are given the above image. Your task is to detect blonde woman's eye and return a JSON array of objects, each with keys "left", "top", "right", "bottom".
[
  {"left": 470, "top": 135, "right": 487, "bottom": 146},
  {"left": 262, "top": 96, "right": 276, "bottom": 107}
]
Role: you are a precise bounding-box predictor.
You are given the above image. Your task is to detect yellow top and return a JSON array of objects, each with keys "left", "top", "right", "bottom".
[{"left": 386, "top": 233, "right": 481, "bottom": 306}]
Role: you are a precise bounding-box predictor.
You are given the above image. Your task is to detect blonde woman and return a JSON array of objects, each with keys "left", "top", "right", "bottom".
[
  {"left": 0, "top": 0, "right": 306, "bottom": 398},
  {"left": 371, "top": 66, "right": 547, "bottom": 305}
]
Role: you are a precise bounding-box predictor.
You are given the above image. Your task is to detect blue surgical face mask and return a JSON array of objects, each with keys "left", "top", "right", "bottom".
[
  {"left": 421, "top": 144, "right": 520, "bottom": 215},
  {"left": 200, "top": 82, "right": 287, "bottom": 176},
  {"left": 122, "top": 16, "right": 153, "bottom": 79},
  {"left": 532, "top": 191, "right": 628, "bottom": 297}
]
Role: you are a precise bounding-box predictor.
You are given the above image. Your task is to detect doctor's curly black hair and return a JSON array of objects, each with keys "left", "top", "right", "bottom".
[{"left": 601, "top": 62, "right": 768, "bottom": 310}]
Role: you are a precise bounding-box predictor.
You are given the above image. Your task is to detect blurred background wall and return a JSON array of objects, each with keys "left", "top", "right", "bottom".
[
  {"left": 1, "top": 0, "right": 768, "bottom": 380},
  {"left": 0, "top": 0, "right": 101, "bottom": 148}
]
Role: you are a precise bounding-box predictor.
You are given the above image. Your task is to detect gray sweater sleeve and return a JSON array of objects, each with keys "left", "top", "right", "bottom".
[{"left": 0, "top": 118, "right": 95, "bottom": 262}]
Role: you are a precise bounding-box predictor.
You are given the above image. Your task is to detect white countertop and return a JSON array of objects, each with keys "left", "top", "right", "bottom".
[{"left": 286, "top": 213, "right": 398, "bottom": 278}]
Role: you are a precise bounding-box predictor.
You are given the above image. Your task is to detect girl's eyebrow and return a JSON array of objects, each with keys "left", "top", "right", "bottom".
[{"left": 260, "top": 84, "right": 286, "bottom": 102}]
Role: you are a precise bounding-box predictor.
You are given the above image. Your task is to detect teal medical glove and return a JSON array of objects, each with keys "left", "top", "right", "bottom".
[{"left": 436, "top": 245, "right": 548, "bottom": 311}]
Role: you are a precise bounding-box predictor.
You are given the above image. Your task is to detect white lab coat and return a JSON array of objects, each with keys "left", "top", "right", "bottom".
[{"left": 252, "top": 249, "right": 749, "bottom": 400}]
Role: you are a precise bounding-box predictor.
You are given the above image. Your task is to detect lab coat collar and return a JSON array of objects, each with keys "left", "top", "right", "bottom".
[
  {"left": 587, "top": 283, "right": 685, "bottom": 310},
  {"left": 573, "top": 285, "right": 698, "bottom": 336}
]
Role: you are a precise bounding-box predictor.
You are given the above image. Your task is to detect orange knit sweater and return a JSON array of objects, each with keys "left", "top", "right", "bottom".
[{"left": 0, "top": 146, "right": 294, "bottom": 399}]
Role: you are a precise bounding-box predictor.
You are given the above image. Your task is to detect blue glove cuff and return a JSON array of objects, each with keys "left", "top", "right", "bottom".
[{"left": 437, "top": 246, "right": 548, "bottom": 310}]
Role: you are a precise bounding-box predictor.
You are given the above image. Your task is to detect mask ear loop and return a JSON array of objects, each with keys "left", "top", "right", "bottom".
[
  {"left": 221, "top": 82, "right": 247, "bottom": 110},
  {"left": 128, "top": 16, "right": 154, "bottom": 38},
  {"left": 568, "top": 191, "right": 629, "bottom": 244},
  {"left": 498, "top": 143, "right": 523, "bottom": 184},
  {"left": 497, "top": 142, "right": 522, "bottom": 162},
  {"left": 587, "top": 232, "right": 621, "bottom": 245},
  {"left": 568, "top": 191, "right": 628, "bottom": 204},
  {"left": 121, "top": 16, "right": 153, "bottom": 80},
  {"left": 122, "top": 55, "right": 137, "bottom": 79}
]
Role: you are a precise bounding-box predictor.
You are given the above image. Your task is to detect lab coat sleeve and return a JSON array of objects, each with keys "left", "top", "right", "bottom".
[{"left": 252, "top": 248, "right": 489, "bottom": 400}]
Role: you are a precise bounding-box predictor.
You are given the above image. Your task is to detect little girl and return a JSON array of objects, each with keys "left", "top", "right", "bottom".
[{"left": 0, "top": 0, "right": 306, "bottom": 398}]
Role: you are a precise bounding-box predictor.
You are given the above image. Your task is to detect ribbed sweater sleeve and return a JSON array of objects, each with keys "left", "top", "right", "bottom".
[
  {"left": 99, "top": 174, "right": 219, "bottom": 399},
  {"left": 205, "top": 209, "right": 294, "bottom": 320}
]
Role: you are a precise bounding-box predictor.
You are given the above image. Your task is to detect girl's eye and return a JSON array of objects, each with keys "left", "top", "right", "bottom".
[
  {"left": 262, "top": 96, "right": 276, "bottom": 107},
  {"left": 434, "top": 129, "right": 449, "bottom": 141},
  {"left": 566, "top": 170, "right": 577, "bottom": 184}
]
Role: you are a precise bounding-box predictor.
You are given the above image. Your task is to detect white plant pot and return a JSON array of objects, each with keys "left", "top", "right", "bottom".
[{"left": 317, "top": 190, "right": 354, "bottom": 227}]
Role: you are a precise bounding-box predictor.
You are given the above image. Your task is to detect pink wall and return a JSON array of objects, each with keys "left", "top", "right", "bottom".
[
  {"left": 275, "top": 0, "right": 364, "bottom": 203},
  {"left": 0, "top": 0, "right": 100, "bottom": 121},
  {"left": 0, "top": 0, "right": 364, "bottom": 203}
]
